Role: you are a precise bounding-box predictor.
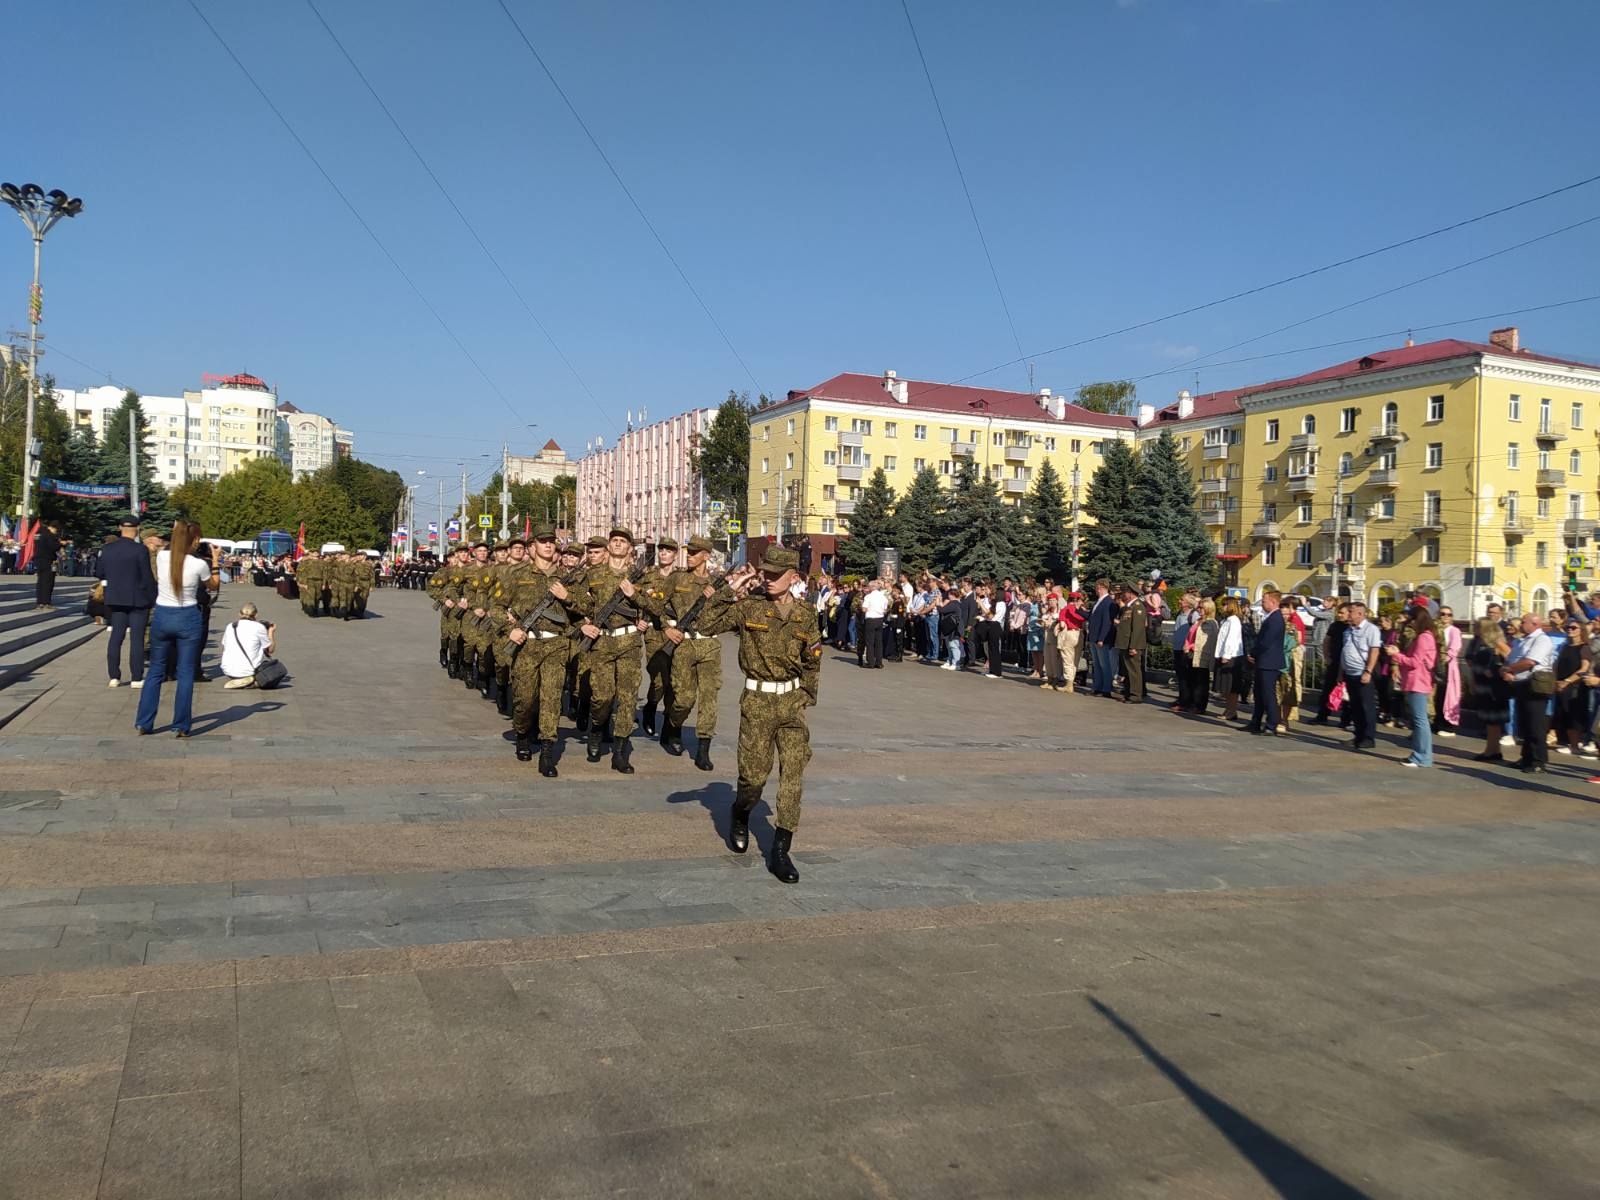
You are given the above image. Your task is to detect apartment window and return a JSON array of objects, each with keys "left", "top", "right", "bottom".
[
  {"left": 168, "top": 458, "right": 177, "bottom": 466},
  {"left": 885, "top": 421, "right": 898, "bottom": 438},
  {"left": 1571, "top": 450, "right": 1582, "bottom": 475},
  {"left": 1507, "top": 443, "right": 1520, "bottom": 469},
  {"left": 1340, "top": 407, "right": 1357, "bottom": 434},
  {"left": 824, "top": 416, "right": 838, "bottom": 432},
  {"left": 942, "top": 427, "right": 957, "bottom": 443},
  {"left": 1044, "top": 437, "right": 1056, "bottom": 451},
  {"left": 1539, "top": 398, "right": 1551, "bottom": 430},
  {"left": 1505, "top": 543, "right": 1518, "bottom": 567},
  {"left": 760, "top": 457, "right": 769, "bottom": 473},
  {"left": 851, "top": 418, "right": 872, "bottom": 434},
  {"left": 784, "top": 453, "right": 794, "bottom": 470},
  {"left": 1426, "top": 443, "right": 1443, "bottom": 469},
  {"left": 914, "top": 424, "right": 927, "bottom": 440},
  {"left": 1423, "top": 538, "right": 1440, "bottom": 565},
  {"left": 1573, "top": 403, "right": 1585, "bottom": 430},
  {"left": 939, "top": 460, "right": 954, "bottom": 475},
  {"left": 762, "top": 425, "right": 770, "bottom": 441},
  {"left": 1302, "top": 414, "right": 1316, "bottom": 435},
  {"left": 992, "top": 432, "right": 1004, "bottom": 447},
  {"left": 821, "top": 519, "right": 835, "bottom": 534},
  {"left": 760, "top": 489, "right": 769, "bottom": 506},
  {"left": 1298, "top": 500, "right": 1313, "bottom": 523},
  {"left": 1538, "top": 497, "right": 1551, "bottom": 519},
  {"left": 1568, "top": 493, "right": 1584, "bottom": 520},
  {"left": 1506, "top": 492, "right": 1520, "bottom": 522},
  {"left": 1070, "top": 439, "right": 1082, "bottom": 454},
  {"left": 1382, "top": 402, "right": 1398, "bottom": 432},
  {"left": 759, "top": 522, "right": 768, "bottom": 536},
  {"left": 884, "top": 456, "right": 897, "bottom": 471},
  {"left": 1295, "top": 541, "right": 1312, "bottom": 567},
  {"left": 1339, "top": 453, "right": 1353, "bottom": 476},
  {"left": 913, "top": 458, "right": 926, "bottom": 471},
  {"left": 1423, "top": 491, "right": 1442, "bottom": 523},
  {"left": 822, "top": 450, "right": 837, "bottom": 466},
  {"left": 1539, "top": 447, "right": 1551, "bottom": 470},
  {"left": 1181, "top": 437, "right": 1191, "bottom": 453},
  {"left": 1536, "top": 542, "right": 1549, "bottom": 568},
  {"left": 1509, "top": 394, "right": 1521, "bottom": 421},
  {"left": 1427, "top": 394, "right": 1444, "bottom": 422},
  {"left": 1265, "top": 419, "right": 1279, "bottom": 443},
  {"left": 1262, "top": 542, "right": 1277, "bottom": 567},
  {"left": 167, "top": 473, "right": 176, "bottom": 481},
  {"left": 786, "top": 419, "right": 795, "bottom": 435},
  {"left": 1263, "top": 502, "right": 1278, "bottom": 521},
  {"left": 822, "top": 484, "right": 836, "bottom": 500},
  {"left": 1264, "top": 465, "right": 1278, "bottom": 483},
  {"left": 1378, "top": 540, "right": 1395, "bottom": 566}
]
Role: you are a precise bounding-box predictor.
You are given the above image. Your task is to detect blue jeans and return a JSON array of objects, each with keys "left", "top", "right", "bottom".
[
  {"left": 947, "top": 635, "right": 963, "bottom": 668},
  {"left": 924, "top": 614, "right": 940, "bottom": 661},
  {"left": 136, "top": 606, "right": 204, "bottom": 733},
  {"left": 1404, "top": 691, "right": 1432, "bottom": 765},
  {"left": 1091, "top": 643, "right": 1116, "bottom": 694}
]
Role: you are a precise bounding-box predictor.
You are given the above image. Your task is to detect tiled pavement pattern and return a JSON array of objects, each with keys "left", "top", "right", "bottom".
[{"left": 1, "top": 587, "right": 1598, "bottom": 1198}]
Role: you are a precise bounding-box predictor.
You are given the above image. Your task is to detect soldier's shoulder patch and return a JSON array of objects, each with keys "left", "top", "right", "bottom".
[
  {"left": 809, "top": 642, "right": 823, "bottom": 659},
  {"left": 744, "top": 621, "right": 770, "bottom": 631}
]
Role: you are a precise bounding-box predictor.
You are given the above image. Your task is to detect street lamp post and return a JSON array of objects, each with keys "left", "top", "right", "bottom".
[{"left": 1, "top": 183, "right": 84, "bottom": 533}]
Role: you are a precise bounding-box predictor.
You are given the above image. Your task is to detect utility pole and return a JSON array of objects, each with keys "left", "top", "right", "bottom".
[
  {"left": 1330, "top": 476, "right": 1345, "bottom": 601},
  {"left": 128, "top": 407, "right": 140, "bottom": 518},
  {"left": 1070, "top": 461, "right": 1082, "bottom": 593},
  {"left": 499, "top": 442, "right": 510, "bottom": 540},
  {"left": 776, "top": 469, "right": 785, "bottom": 541},
  {"left": 435, "top": 480, "right": 444, "bottom": 557},
  {"left": 460, "top": 471, "right": 469, "bottom": 543}
]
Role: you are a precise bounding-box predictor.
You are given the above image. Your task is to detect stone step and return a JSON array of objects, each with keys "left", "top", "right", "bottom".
[{"left": 0, "top": 620, "right": 105, "bottom": 691}]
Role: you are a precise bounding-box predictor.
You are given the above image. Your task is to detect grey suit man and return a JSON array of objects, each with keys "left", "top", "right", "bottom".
[{"left": 99, "top": 517, "right": 157, "bottom": 685}]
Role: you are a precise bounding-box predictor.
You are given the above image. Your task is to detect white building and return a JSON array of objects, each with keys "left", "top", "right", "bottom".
[
  {"left": 276, "top": 401, "right": 352, "bottom": 479},
  {"left": 506, "top": 439, "right": 572, "bottom": 487},
  {"left": 575, "top": 409, "right": 714, "bottom": 544}
]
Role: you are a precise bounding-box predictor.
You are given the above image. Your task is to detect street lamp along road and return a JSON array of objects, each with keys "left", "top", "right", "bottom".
[{"left": 2, "top": 183, "right": 85, "bottom": 533}]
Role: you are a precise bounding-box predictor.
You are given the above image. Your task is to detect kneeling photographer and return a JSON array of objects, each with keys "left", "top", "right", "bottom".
[{"left": 221, "top": 603, "right": 286, "bottom": 689}]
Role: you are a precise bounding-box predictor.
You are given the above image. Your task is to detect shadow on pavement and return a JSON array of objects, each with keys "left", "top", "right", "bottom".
[
  {"left": 1089, "top": 996, "right": 1372, "bottom": 1200},
  {"left": 666, "top": 780, "right": 774, "bottom": 851},
  {"left": 189, "top": 701, "right": 287, "bottom": 736}
]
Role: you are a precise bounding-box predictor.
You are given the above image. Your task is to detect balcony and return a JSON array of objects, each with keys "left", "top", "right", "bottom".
[
  {"left": 1002, "top": 476, "right": 1029, "bottom": 496},
  {"left": 837, "top": 430, "right": 863, "bottom": 448},
  {"left": 1203, "top": 442, "right": 1230, "bottom": 460},
  {"left": 1412, "top": 512, "right": 1448, "bottom": 535},
  {"left": 1320, "top": 517, "right": 1365, "bottom": 534},
  {"left": 834, "top": 498, "right": 856, "bottom": 516},
  {"left": 1200, "top": 477, "right": 1228, "bottom": 495},
  {"left": 1202, "top": 508, "right": 1229, "bottom": 527},
  {"left": 1368, "top": 424, "right": 1404, "bottom": 448},
  {"left": 1534, "top": 421, "right": 1567, "bottom": 444},
  {"left": 1250, "top": 520, "right": 1282, "bottom": 541},
  {"left": 1503, "top": 513, "right": 1533, "bottom": 537},
  {"left": 836, "top": 463, "right": 864, "bottom": 483},
  {"left": 1289, "top": 432, "right": 1318, "bottom": 452},
  {"left": 1004, "top": 444, "right": 1030, "bottom": 463},
  {"left": 950, "top": 441, "right": 977, "bottom": 457},
  {"left": 1288, "top": 472, "right": 1318, "bottom": 495},
  {"left": 1536, "top": 468, "right": 1567, "bottom": 490},
  {"left": 1366, "top": 468, "right": 1399, "bottom": 488},
  {"left": 1564, "top": 518, "right": 1596, "bottom": 542}
]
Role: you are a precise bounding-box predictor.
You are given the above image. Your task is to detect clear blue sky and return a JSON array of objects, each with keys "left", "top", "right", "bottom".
[{"left": 10, "top": 0, "right": 1600, "bottom": 488}]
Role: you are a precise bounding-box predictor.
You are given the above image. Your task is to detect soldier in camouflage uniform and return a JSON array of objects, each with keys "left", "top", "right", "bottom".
[
  {"left": 576, "top": 527, "right": 663, "bottom": 774},
  {"left": 654, "top": 535, "right": 723, "bottom": 771},
  {"left": 296, "top": 552, "right": 323, "bottom": 618},
  {"left": 637, "top": 537, "right": 679, "bottom": 736},
  {"left": 568, "top": 535, "right": 608, "bottom": 732},
  {"left": 443, "top": 547, "right": 474, "bottom": 677},
  {"left": 698, "top": 545, "right": 822, "bottom": 884},
  {"left": 324, "top": 553, "right": 352, "bottom": 619},
  {"left": 488, "top": 538, "right": 530, "bottom": 717},
  {"left": 458, "top": 542, "right": 495, "bottom": 692},
  {"left": 425, "top": 548, "right": 462, "bottom": 670},
  {"left": 494, "top": 527, "right": 584, "bottom": 776},
  {"left": 350, "top": 553, "right": 376, "bottom": 618}
]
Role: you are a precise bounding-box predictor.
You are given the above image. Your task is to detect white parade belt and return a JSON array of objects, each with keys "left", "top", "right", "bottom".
[
  {"left": 600, "top": 625, "right": 639, "bottom": 637},
  {"left": 744, "top": 678, "right": 800, "bottom": 694}
]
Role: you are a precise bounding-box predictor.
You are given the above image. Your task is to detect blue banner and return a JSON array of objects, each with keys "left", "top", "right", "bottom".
[{"left": 38, "top": 477, "right": 128, "bottom": 500}]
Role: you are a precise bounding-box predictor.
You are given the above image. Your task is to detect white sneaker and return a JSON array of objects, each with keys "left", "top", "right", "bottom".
[
  {"left": 130, "top": 679, "right": 145, "bottom": 690},
  {"left": 1500, "top": 734, "right": 1516, "bottom": 746},
  {"left": 1436, "top": 730, "right": 1455, "bottom": 738},
  {"left": 107, "top": 679, "right": 121, "bottom": 688},
  {"left": 1556, "top": 745, "right": 1573, "bottom": 755},
  {"left": 1580, "top": 746, "right": 1597, "bottom": 759}
]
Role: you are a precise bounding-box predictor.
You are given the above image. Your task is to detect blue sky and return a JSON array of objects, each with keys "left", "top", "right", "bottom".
[{"left": 9, "top": 0, "right": 1600, "bottom": 487}]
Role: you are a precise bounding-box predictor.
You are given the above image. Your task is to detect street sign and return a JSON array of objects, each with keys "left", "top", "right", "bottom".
[
  {"left": 726, "top": 519, "right": 742, "bottom": 535},
  {"left": 1567, "top": 553, "right": 1586, "bottom": 573},
  {"left": 478, "top": 514, "right": 494, "bottom": 529},
  {"left": 709, "top": 501, "right": 725, "bottom": 514}
]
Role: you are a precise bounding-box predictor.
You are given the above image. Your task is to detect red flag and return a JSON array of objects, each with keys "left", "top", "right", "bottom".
[
  {"left": 15, "top": 520, "right": 37, "bottom": 573},
  {"left": 294, "top": 522, "right": 306, "bottom": 561},
  {"left": 522, "top": 514, "right": 531, "bottom": 539}
]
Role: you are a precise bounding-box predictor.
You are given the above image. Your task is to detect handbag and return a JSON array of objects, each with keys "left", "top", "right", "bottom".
[
  {"left": 229, "top": 622, "right": 287, "bottom": 689},
  {"left": 1327, "top": 680, "right": 1346, "bottom": 713},
  {"left": 1527, "top": 671, "right": 1556, "bottom": 697}
]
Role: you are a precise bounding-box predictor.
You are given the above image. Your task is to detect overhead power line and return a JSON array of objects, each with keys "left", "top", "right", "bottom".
[
  {"left": 185, "top": 0, "right": 527, "bottom": 428},
  {"left": 303, "top": 0, "right": 616, "bottom": 434},
  {"left": 899, "top": 0, "right": 1027, "bottom": 380},
  {"left": 492, "top": 0, "right": 765, "bottom": 396}
]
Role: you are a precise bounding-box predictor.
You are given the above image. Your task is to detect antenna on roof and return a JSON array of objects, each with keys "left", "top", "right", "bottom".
[
  {"left": 1405, "top": 329, "right": 1415, "bottom": 347},
  {"left": 1027, "top": 361, "right": 1035, "bottom": 392}
]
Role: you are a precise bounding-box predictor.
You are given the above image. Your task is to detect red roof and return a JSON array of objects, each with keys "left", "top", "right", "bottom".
[
  {"left": 1152, "top": 335, "right": 1600, "bottom": 425},
  {"left": 541, "top": 438, "right": 562, "bottom": 452},
  {"left": 218, "top": 372, "right": 268, "bottom": 390},
  {"left": 785, "top": 372, "right": 1136, "bottom": 431}
]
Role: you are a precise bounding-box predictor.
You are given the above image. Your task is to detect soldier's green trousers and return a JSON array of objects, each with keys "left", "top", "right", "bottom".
[
  {"left": 736, "top": 689, "right": 811, "bottom": 832},
  {"left": 510, "top": 636, "right": 571, "bottom": 741},
  {"left": 667, "top": 636, "right": 721, "bottom": 737},
  {"left": 582, "top": 630, "right": 642, "bottom": 726}
]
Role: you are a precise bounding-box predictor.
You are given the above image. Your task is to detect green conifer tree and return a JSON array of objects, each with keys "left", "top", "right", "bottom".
[
  {"left": 838, "top": 468, "right": 898, "bottom": 575},
  {"left": 1022, "top": 457, "right": 1071, "bottom": 581},
  {"left": 945, "top": 473, "right": 1026, "bottom": 581},
  {"left": 893, "top": 466, "right": 943, "bottom": 570},
  {"left": 1080, "top": 438, "right": 1143, "bottom": 584},
  {"left": 1129, "top": 429, "right": 1216, "bottom": 591}
]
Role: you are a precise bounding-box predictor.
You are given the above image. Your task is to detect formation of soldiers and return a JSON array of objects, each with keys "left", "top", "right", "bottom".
[
  {"left": 293, "top": 551, "right": 377, "bottom": 620},
  {"left": 426, "top": 528, "right": 822, "bottom": 882}
]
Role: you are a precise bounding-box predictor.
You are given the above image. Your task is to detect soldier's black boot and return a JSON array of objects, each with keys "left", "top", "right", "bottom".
[
  {"left": 727, "top": 788, "right": 753, "bottom": 854},
  {"left": 438, "top": 644, "right": 449, "bottom": 670},
  {"left": 447, "top": 645, "right": 462, "bottom": 679},
  {"left": 641, "top": 703, "right": 657, "bottom": 737},
  {"left": 768, "top": 827, "right": 800, "bottom": 884},
  {"left": 538, "top": 740, "right": 558, "bottom": 778},
  {"left": 496, "top": 674, "right": 512, "bottom": 718},
  {"left": 661, "top": 720, "right": 684, "bottom": 756},
  {"left": 611, "top": 737, "right": 635, "bottom": 775},
  {"left": 466, "top": 656, "right": 480, "bottom": 692},
  {"left": 602, "top": 716, "right": 615, "bottom": 746},
  {"left": 693, "top": 737, "right": 714, "bottom": 772},
  {"left": 514, "top": 732, "right": 534, "bottom": 762},
  {"left": 586, "top": 725, "right": 604, "bottom": 763}
]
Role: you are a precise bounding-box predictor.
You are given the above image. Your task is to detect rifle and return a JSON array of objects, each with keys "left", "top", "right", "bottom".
[
  {"left": 503, "top": 567, "right": 586, "bottom": 656},
  {"left": 576, "top": 561, "right": 652, "bottom": 652},
  {"left": 664, "top": 571, "right": 730, "bottom": 658}
]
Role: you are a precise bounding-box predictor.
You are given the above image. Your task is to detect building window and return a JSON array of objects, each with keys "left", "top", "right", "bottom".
[
  {"left": 760, "top": 457, "right": 769, "bottom": 473},
  {"left": 824, "top": 416, "right": 838, "bottom": 432},
  {"left": 1568, "top": 493, "right": 1584, "bottom": 520},
  {"left": 821, "top": 519, "right": 835, "bottom": 534},
  {"left": 913, "top": 458, "right": 926, "bottom": 471},
  {"left": 1044, "top": 437, "right": 1056, "bottom": 451},
  {"left": 1092, "top": 442, "right": 1106, "bottom": 455},
  {"left": 1378, "top": 539, "right": 1395, "bottom": 565},
  {"left": 168, "top": 458, "right": 177, "bottom": 466},
  {"left": 1181, "top": 437, "right": 1191, "bottom": 453},
  {"left": 1263, "top": 502, "right": 1278, "bottom": 521},
  {"left": 1539, "top": 447, "right": 1551, "bottom": 470},
  {"left": 1423, "top": 538, "right": 1440, "bottom": 565},
  {"left": 762, "top": 425, "right": 770, "bottom": 441},
  {"left": 1382, "top": 402, "right": 1399, "bottom": 432},
  {"left": 1573, "top": 404, "right": 1585, "bottom": 430},
  {"left": 1424, "top": 491, "right": 1442, "bottom": 524},
  {"left": 1302, "top": 414, "right": 1316, "bottom": 435},
  {"left": 1427, "top": 394, "right": 1444, "bottom": 422},
  {"left": 1339, "top": 453, "right": 1353, "bottom": 476},
  {"left": 1298, "top": 500, "right": 1313, "bottom": 523},
  {"left": 822, "top": 450, "right": 837, "bottom": 466},
  {"left": 1505, "top": 543, "right": 1518, "bottom": 567},
  {"left": 784, "top": 453, "right": 794, "bottom": 470},
  {"left": 992, "top": 432, "right": 1004, "bottom": 447},
  {"left": 1295, "top": 541, "right": 1312, "bottom": 566},
  {"left": 1536, "top": 542, "right": 1548, "bottom": 568},
  {"left": 1426, "top": 444, "right": 1443, "bottom": 469},
  {"left": 884, "top": 456, "right": 897, "bottom": 471},
  {"left": 1572, "top": 450, "right": 1583, "bottom": 475},
  {"left": 822, "top": 484, "right": 836, "bottom": 500},
  {"left": 1262, "top": 542, "right": 1277, "bottom": 566},
  {"left": 939, "top": 460, "right": 954, "bottom": 475},
  {"left": 914, "top": 424, "right": 927, "bottom": 440},
  {"left": 1538, "top": 497, "right": 1551, "bottom": 519},
  {"left": 1340, "top": 407, "right": 1357, "bottom": 434},
  {"left": 1264, "top": 465, "right": 1278, "bottom": 483},
  {"left": 760, "top": 489, "right": 769, "bottom": 506},
  {"left": 885, "top": 421, "right": 897, "bottom": 438},
  {"left": 167, "top": 472, "right": 176, "bottom": 481},
  {"left": 785, "top": 419, "right": 795, "bottom": 435},
  {"left": 941, "top": 427, "right": 956, "bottom": 443},
  {"left": 1507, "top": 443, "right": 1519, "bottom": 469},
  {"left": 1070, "top": 439, "right": 1082, "bottom": 454},
  {"left": 1509, "top": 394, "right": 1521, "bottom": 421},
  {"left": 1265, "top": 419, "right": 1279, "bottom": 443},
  {"left": 759, "top": 521, "right": 768, "bottom": 536}
]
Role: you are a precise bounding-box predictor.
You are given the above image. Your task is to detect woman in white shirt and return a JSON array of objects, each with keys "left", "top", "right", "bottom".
[
  {"left": 135, "top": 522, "right": 219, "bottom": 737},
  {"left": 1213, "top": 597, "right": 1246, "bottom": 723}
]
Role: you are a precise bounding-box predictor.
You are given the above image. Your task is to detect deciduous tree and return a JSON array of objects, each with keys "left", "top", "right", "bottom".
[{"left": 1075, "top": 380, "right": 1137, "bottom": 416}]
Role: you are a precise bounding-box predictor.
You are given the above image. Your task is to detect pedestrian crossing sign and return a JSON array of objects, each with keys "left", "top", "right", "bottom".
[
  {"left": 726, "top": 520, "right": 742, "bottom": 534},
  {"left": 1567, "top": 553, "right": 1586, "bottom": 572},
  {"left": 478, "top": 515, "right": 494, "bottom": 529}
]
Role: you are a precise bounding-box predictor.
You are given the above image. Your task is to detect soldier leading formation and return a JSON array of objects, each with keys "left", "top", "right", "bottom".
[
  {"left": 426, "top": 530, "right": 822, "bottom": 883},
  {"left": 293, "top": 551, "right": 376, "bottom": 620}
]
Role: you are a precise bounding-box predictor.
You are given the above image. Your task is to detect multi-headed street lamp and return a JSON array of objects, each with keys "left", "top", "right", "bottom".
[{"left": 2, "top": 183, "right": 85, "bottom": 532}]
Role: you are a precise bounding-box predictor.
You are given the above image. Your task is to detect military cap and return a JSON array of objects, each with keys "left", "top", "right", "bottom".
[
  {"left": 506, "top": 536, "right": 528, "bottom": 548},
  {"left": 655, "top": 536, "right": 679, "bottom": 551},
  {"left": 607, "top": 526, "right": 635, "bottom": 543},
  {"left": 685, "top": 535, "right": 715, "bottom": 554},
  {"left": 472, "top": 540, "right": 490, "bottom": 551},
  {"left": 532, "top": 524, "right": 558, "bottom": 540},
  {"left": 759, "top": 545, "right": 800, "bottom": 572},
  {"left": 585, "top": 535, "right": 607, "bottom": 549}
]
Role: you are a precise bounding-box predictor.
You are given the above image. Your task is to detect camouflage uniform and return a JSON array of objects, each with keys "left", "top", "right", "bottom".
[
  {"left": 326, "top": 556, "right": 354, "bottom": 618},
  {"left": 351, "top": 556, "right": 375, "bottom": 617},
  {"left": 425, "top": 554, "right": 458, "bottom": 669},
  {"left": 655, "top": 536, "right": 725, "bottom": 767},
  {"left": 297, "top": 555, "right": 323, "bottom": 618},
  {"left": 698, "top": 545, "right": 822, "bottom": 868},
  {"left": 494, "top": 539, "right": 582, "bottom": 773},
  {"left": 459, "top": 548, "right": 497, "bottom": 688},
  {"left": 637, "top": 539, "right": 678, "bottom": 734}
]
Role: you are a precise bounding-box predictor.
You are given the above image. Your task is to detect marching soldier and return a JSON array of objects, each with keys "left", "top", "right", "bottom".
[
  {"left": 638, "top": 536, "right": 679, "bottom": 736},
  {"left": 489, "top": 538, "right": 531, "bottom": 717},
  {"left": 444, "top": 547, "right": 473, "bottom": 677},
  {"left": 698, "top": 546, "right": 822, "bottom": 884},
  {"left": 576, "top": 527, "right": 660, "bottom": 773},
  {"left": 494, "top": 526, "right": 583, "bottom": 776},
  {"left": 426, "top": 548, "right": 462, "bottom": 670},
  {"left": 297, "top": 552, "right": 323, "bottom": 618},
  {"left": 350, "top": 552, "right": 375, "bottom": 618},
  {"left": 329, "top": 552, "right": 355, "bottom": 619},
  {"left": 459, "top": 542, "right": 495, "bottom": 692},
  {"left": 569, "top": 535, "right": 609, "bottom": 733},
  {"left": 656, "top": 535, "right": 722, "bottom": 770}
]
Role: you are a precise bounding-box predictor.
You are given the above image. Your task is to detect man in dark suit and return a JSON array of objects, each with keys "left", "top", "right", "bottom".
[
  {"left": 957, "top": 579, "right": 979, "bottom": 672},
  {"left": 1086, "top": 577, "right": 1118, "bottom": 696},
  {"left": 99, "top": 516, "right": 158, "bottom": 687},
  {"left": 1244, "top": 589, "right": 1286, "bottom": 734},
  {"left": 1114, "top": 583, "right": 1148, "bottom": 702},
  {"left": 32, "top": 520, "right": 62, "bottom": 609}
]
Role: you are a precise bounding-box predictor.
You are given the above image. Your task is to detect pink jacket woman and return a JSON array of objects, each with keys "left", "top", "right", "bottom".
[{"left": 1393, "top": 628, "right": 1437, "bottom": 693}]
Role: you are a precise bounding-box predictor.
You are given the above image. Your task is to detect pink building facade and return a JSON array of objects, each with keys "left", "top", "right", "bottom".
[{"left": 575, "top": 408, "right": 714, "bottom": 544}]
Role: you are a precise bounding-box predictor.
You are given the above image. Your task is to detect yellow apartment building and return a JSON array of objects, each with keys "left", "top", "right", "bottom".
[
  {"left": 1141, "top": 327, "right": 1600, "bottom": 618},
  {"left": 744, "top": 370, "right": 1137, "bottom": 552}
]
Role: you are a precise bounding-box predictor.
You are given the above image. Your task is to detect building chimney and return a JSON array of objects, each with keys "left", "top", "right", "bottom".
[
  {"left": 1177, "top": 389, "right": 1194, "bottom": 420},
  {"left": 1037, "top": 387, "right": 1052, "bottom": 412},
  {"left": 1051, "top": 395, "right": 1065, "bottom": 421},
  {"left": 883, "top": 369, "right": 898, "bottom": 395},
  {"left": 894, "top": 379, "right": 909, "bottom": 404},
  {"left": 1137, "top": 402, "right": 1156, "bottom": 428},
  {"left": 1488, "top": 326, "right": 1520, "bottom": 354}
]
